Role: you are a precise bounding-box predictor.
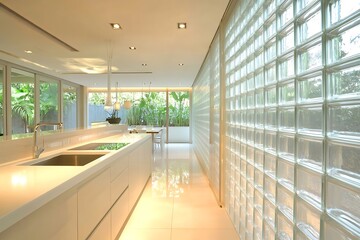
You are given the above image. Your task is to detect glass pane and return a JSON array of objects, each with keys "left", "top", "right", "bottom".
[
  {"left": 278, "top": 27, "right": 294, "bottom": 55},
  {"left": 327, "top": 141, "right": 360, "bottom": 186},
  {"left": 297, "top": 137, "right": 323, "bottom": 171},
  {"left": 328, "top": 0, "right": 360, "bottom": 26},
  {"left": 169, "top": 91, "right": 189, "bottom": 126},
  {"left": 328, "top": 63, "right": 360, "bottom": 100},
  {"left": 298, "top": 42, "right": 323, "bottom": 74},
  {"left": 39, "top": 77, "right": 59, "bottom": 131},
  {"left": 328, "top": 103, "right": 360, "bottom": 139},
  {"left": 297, "top": 6, "right": 322, "bottom": 45},
  {"left": 326, "top": 180, "right": 360, "bottom": 235},
  {"left": 298, "top": 73, "right": 323, "bottom": 103},
  {"left": 298, "top": 105, "right": 323, "bottom": 136},
  {"left": 278, "top": 2, "right": 293, "bottom": 30},
  {"left": 88, "top": 92, "right": 108, "bottom": 125},
  {"left": 327, "top": 20, "right": 360, "bottom": 64},
  {"left": 0, "top": 66, "right": 3, "bottom": 137},
  {"left": 11, "top": 68, "right": 35, "bottom": 134},
  {"left": 63, "top": 84, "right": 77, "bottom": 130},
  {"left": 278, "top": 56, "right": 294, "bottom": 81},
  {"left": 279, "top": 81, "right": 295, "bottom": 105}
]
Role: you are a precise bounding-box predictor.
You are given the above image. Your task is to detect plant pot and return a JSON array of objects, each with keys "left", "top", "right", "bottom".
[{"left": 106, "top": 117, "right": 121, "bottom": 124}]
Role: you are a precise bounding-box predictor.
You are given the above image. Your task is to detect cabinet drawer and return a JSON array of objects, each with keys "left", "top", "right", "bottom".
[
  {"left": 78, "top": 169, "right": 111, "bottom": 240},
  {"left": 111, "top": 157, "right": 128, "bottom": 182},
  {"left": 111, "top": 189, "right": 129, "bottom": 239},
  {"left": 87, "top": 212, "right": 111, "bottom": 240},
  {"left": 111, "top": 168, "right": 129, "bottom": 205}
]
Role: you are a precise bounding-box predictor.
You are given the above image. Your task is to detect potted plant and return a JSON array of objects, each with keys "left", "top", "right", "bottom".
[{"left": 106, "top": 108, "right": 121, "bottom": 124}]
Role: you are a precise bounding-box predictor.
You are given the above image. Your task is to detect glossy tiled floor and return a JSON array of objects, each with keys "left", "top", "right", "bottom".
[{"left": 119, "top": 144, "right": 239, "bottom": 240}]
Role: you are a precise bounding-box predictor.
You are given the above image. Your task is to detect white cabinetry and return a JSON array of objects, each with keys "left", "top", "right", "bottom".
[
  {"left": 78, "top": 169, "right": 111, "bottom": 240},
  {"left": 0, "top": 189, "right": 77, "bottom": 240}
]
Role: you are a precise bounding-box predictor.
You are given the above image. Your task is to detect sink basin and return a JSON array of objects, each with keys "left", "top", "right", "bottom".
[
  {"left": 30, "top": 153, "right": 106, "bottom": 166},
  {"left": 70, "top": 142, "right": 129, "bottom": 151}
]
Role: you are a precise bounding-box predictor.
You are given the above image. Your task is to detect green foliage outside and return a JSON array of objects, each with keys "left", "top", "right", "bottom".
[{"left": 169, "top": 91, "right": 190, "bottom": 126}]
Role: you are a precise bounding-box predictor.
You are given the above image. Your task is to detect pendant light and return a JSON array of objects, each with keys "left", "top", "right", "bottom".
[
  {"left": 114, "top": 81, "right": 121, "bottom": 110},
  {"left": 104, "top": 44, "right": 113, "bottom": 109}
]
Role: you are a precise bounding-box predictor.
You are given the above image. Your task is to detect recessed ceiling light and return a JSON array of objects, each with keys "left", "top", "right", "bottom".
[
  {"left": 142, "top": 63, "right": 147, "bottom": 66},
  {"left": 178, "top": 63, "right": 184, "bottom": 66},
  {"left": 24, "top": 50, "right": 32, "bottom": 54},
  {"left": 110, "top": 23, "right": 121, "bottom": 30},
  {"left": 177, "top": 23, "right": 187, "bottom": 29},
  {"left": 129, "top": 46, "right": 136, "bottom": 50}
]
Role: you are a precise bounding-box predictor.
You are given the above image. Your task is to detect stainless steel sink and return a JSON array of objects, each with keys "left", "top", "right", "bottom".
[
  {"left": 30, "top": 153, "right": 106, "bottom": 166},
  {"left": 69, "top": 142, "right": 129, "bottom": 151}
]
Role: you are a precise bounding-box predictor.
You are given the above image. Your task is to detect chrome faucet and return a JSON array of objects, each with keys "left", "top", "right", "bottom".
[{"left": 33, "top": 122, "right": 63, "bottom": 158}]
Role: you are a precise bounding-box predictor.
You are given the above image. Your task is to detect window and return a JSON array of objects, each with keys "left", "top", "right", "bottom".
[
  {"left": 63, "top": 84, "right": 77, "bottom": 130},
  {"left": 39, "top": 76, "right": 59, "bottom": 130},
  {"left": 0, "top": 66, "right": 4, "bottom": 137},
  {"left": 11, "top": 68, "right": 35, "bottom": 134}
]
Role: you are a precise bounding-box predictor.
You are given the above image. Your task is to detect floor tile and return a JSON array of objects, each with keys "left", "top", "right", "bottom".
[{"left": 118, "top": 144, "right": 239, "bottom": 240}]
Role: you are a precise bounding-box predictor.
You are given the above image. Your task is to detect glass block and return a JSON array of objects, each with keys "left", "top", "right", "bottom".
[
  {"left": 241, "top": 142, "right": 247, "bottom": 159},
  {"left": 297, "top": 5, "right": 321, "bottom": 45},
  {"left": 328, "top": 63, "right": 360, "bottom": 101},
  {"left": 241, "top": 158, "right": 247, "bottom": 177},
  {"left": 247, "top": 163, "right": 255, "bottom": 184},
  {"left": 265, "top": 108, "right": 277, "bottom": 129},
  {"left": 278, "top": 2, "right": 293, "bottom": 30},
  {"left": 296, "top": 199, "right": 321, "bottom": 240},
  {"left": 279, "top": 107, "right": 295, "bottom": 132},
  {"left": 247, "top": 145, "right": 255, "bottom": 163},
  {"left": 278, "top": 55, "right": 295, "bottom": 81},
  {"left": 247, "top": 57, "right": 255, "bottom": 73},
  {"left": 265, "top": 131, "right": 277, "bottom": 155},
  {"left": 278, "top": 133, "right": 295, "bottom": 161},
  {"left": 297, "top": 136, "right": 323, "bottom": 171},
  {"left": 247, "top": 181, "right": 255, "bottom": 202},
  {"left": 296, "top": 167, "right": 322, "bottom": 209},
  {"left": 255, "top": 31, "right": 264, "bottom": 50},
  {"left": 247, "top": 109, "right": 255, "bottom": 128},
  {"left": 279, "top": 81, "right": 295, "bottom": 105},
  {"left": 327, "top": 140, "right": 360, "bottom": 186},
  {"left": 298, "top": 42, "right": 323, "bottom": 74},
  {"left": 277, "top": 158, "right": 295, "bottom": 191},
  {"left": 278, "top": 26, "right": 294, "bottom": 55},
  {"left": 241, "top": 95, "right": 247, "bottom": 110},
  {"left": 254, "top": 209, "right": 263, "bottom": 240},
  {"left": 255, "top": 50, "right": 264, "bottom": 69},
  {"left": 264, "top": 0, "right": 276, "bottom": 19},
  {"left": 265, "top": 63, "right": 277, "bottom": 85},
  {"left": 328, "top": 103, "right": 360, "bottom": 139},
  {"left": 255, "top": 168, "right": 264, "bottom": 191},
  {"left": 328, "top": 0, "right": 360, "bottom": 26},
  {"left": 255, "top": 89, "right": 264, "bottom": 108},
  {"left": 298, "top": 73, "right": 323, "bottom": 103},
  {"left": 324, "top": 218, "right": 358, "bottom": 240},
  {"left": 255, "top": 149, "right": 264, "bottom": 170},
  {"left": 254, "top": 189, "right": 264, "bottom": 213},
  {"left": 241, "top": 110, "right": 247, "bottom": 125},
  {"left": 247, "top": 91, "right": 255, "bottom": 109},
  {"left": 265, "top": 17, "right": 277, "bottom": 41},
  {"left": 255, "top": 109, "right": 264, "bottom": 128},
  {"left": 297, "top": 105, "right": 323, "bottom": 136},
  {"left": 255, "top": 129, "right": 264, "bottom": 149},
  {"left": 264, "top": 176, "right": 276, "bottom": 203},
  {"left": 326, "top": 180, "right": 360, "bottom": 236},
  {"left": 265, "top": 86, "right": 277, "bottom": 106},
  {"left": 265, "top": 39, "right": 277, "bottom": 63},
  {"left": 296, "top": 0, "right": 317, "bottom": 13},
  {"left": 255, "top": 69, "right": 264, "bottom": 88},
  {"left": 241, "top": 79, "right": 247, "bottom": 93},
  {"left": 264, "top": 221, "right": 276, "bottom": 240},
  {"left": 327, "top": 18, "right": 360, "bottom": 64},
  {"left": 277, "top": 212, "right": 294, "bottom": 240},
  {"left": 277, "top": 185, "right": 294, "bottom": 221},
  {"left": 264, "top": 199, "right": 276, "bottom": 228}
]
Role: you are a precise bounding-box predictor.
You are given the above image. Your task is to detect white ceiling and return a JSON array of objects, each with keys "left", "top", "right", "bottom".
[{"left": 0, "top": 0, "right": 229, "bottom": 88}]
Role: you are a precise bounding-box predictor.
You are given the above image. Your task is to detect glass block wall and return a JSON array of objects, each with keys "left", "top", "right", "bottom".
[
  {"left": 192, "top": 32, "right": 222, "bottom": 200},
  {"left": 193, "top": 0, "right": 360, "bottom": 239}
]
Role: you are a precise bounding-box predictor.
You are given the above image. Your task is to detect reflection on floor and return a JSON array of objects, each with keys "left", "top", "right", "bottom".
[{"left": 119, "top": 144, "right": 239, "bottom": 240}]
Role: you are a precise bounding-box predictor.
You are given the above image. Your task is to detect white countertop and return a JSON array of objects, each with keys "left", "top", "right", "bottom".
[{"left": 0, "top": 133, "right": 150, "bottom": 233}]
